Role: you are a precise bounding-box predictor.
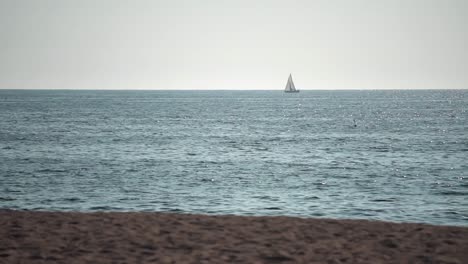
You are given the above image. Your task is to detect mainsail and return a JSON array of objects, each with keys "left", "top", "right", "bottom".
[{"left": 284, "top": 74, "right": 299, "bottom": 93}]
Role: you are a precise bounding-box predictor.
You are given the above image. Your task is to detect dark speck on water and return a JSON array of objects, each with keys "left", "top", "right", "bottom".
[{"left": 0, "top": 90, "right": 467, "bottom": 226}]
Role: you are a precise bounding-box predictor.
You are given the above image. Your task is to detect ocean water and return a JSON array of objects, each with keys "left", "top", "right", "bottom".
[{"left": 0, "top": 90, "right": 467, "bottom": 226}]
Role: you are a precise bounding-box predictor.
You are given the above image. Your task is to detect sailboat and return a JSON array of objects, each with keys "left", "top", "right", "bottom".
[{"left": 284, "top": 74, "right": 299, "bottom": 93}]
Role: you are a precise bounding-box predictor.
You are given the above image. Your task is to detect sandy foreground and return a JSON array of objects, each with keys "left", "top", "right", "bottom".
[{"left": 0, "top": 210, "right": 467, "bottom": 263}]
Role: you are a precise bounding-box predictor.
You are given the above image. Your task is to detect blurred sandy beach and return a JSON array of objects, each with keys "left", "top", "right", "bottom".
[{"left": 1, "top": 210, "right": 467, "bottom": 263}]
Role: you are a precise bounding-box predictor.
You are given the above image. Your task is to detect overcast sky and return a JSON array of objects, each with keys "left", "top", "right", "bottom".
[{"left": 0, "top": 0, "right": 467, "bottom": 90}]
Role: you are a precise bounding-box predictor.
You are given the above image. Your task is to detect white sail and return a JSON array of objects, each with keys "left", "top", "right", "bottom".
[{"left": 284, "top": 74, "right": 298, "bottom": 92}]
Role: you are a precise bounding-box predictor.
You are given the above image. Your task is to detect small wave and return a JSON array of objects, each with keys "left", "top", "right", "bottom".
[
  {"left": 252, "top": 195, "right": 274, "bottom": 199},
  {"left": 118, "top": 197, "right": 140, "bottom": 201},
  {"left": 370, "top": 198, "right": 397, "bottom": 202},
  {"left": 264, "top": 207, "right": 281, "bottom": 210},
  {"left": 370, "top": 147, "right": 390, "bottom": 152},
  {"left": 88, "top": 206, "right": 123, "bottom": 211},
  {"left": 4, "top": 189, "right": 21, "bottom": 193},
  {"left": 254, "top": 147, "right": 269, "bottom": 151},
  {"left": 313, "top": 181, "right": 328, "bottom": 186},
  {"left": 328, "top": 166, "right": 359, "bottom": 170},
  {"left": 63, "top": 197, "right": 82, "bottom": 202},
  {"left": 198, "top": 160, "right": 222, "bottom": 165},
  {"left": 161, "top": 208, "right": 183, "bottom": 212},
  {"left": 36, "top": 169, "right": 68, "bottom": 173},
  {"left": 444, "top": 211, "right": 463, "bottom": 216},
  {"left": 368, "top": 209, "right": 387, "bottom": 213},
  {"left": 200, "top": 178, "right": 215, "bottom": 182},
  {"left": 264, "top": 137, "right": 281, "bottom": 142},
  {"left": 31, "top": 207, "right": 46, "bottom": 210},
  {"left": 310, "top": 212, "right": 325, "bottom": 217},
  {"left": 40, "top": 199, "right": 55, "bottom": 203},
  {"left": 435, "top": 190, "right": 467, "bottom": 196},
  {"left": 0, "top": 197, "right": 15, "bottom": 201}
]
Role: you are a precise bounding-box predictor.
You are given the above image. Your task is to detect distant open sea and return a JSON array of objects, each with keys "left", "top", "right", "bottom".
[{"left": 0, "top": 90, "right": 467, "bottom": 226}]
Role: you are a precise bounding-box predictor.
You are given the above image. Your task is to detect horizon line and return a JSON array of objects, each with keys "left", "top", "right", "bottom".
[{"left": 1, "top": 88, "right": 467, "bottom": 91}]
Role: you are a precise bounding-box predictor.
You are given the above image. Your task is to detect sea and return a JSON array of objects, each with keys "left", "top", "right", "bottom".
[{"left": 0, "top": 90, "right": 467, "bottom": 226}]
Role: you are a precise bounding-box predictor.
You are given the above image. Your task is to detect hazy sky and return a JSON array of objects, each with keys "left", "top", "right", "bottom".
[{"left": 1, "top": 0, "right": 467, "bottom": 90}]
